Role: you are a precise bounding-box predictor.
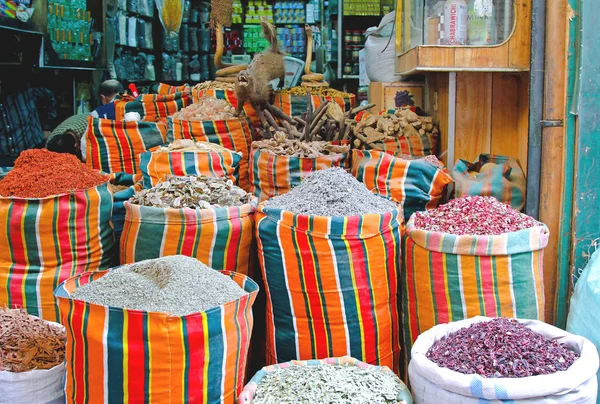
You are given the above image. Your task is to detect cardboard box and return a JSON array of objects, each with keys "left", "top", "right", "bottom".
[{"left": 369, "top": 82, "right": 425, "bottom": 113}]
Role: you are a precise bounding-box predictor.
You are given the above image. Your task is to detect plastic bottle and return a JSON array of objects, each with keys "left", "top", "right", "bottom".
[{"left": 444, "top": 0, "right": 467, "bottom": 45}]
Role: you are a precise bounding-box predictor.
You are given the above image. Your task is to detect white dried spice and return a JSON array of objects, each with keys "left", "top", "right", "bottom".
[
  {"left": 157, "top": 139, "right": 238, "bottom": 154},
  {"left": 252, "top": 364, "right": 405, "bottom": 404}
]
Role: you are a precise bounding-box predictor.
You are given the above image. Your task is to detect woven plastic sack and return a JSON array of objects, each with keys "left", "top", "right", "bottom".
[
  {"left": 55, "top": 268, "right": 258, "bottom": 404},
  {"left": 170, "top": 117, "right": 253, "bottom": 191},
  {"left": 114, "top": 92, "right": 192, "bottom": 121},
  {"left": 409, "top": 316, "right": 599, "bottom": 403},
  {"left": 85, "top": 117, "right": 168, "bottom": 174},
  {"left": 138, "top": 148, "right": 242, "bottom": 188},
  {"left": 148, "top": 82, "right": 191, "bottom": 94},
  {"left": 238, "top": 356, "right": 413, "bottom": 404},
  {"left": 272, "top": 92, "right": 356, "bottom": 117},
  {"left": 192, "top": 87, "right": 260, "bottom": 127},
  {"left": 0, "top": 182, "right": 115, "bottom": 321},
  {"left": 249, "top": 145, "right": 350, "bottom": 202},
  {"left": 121, "top": 199, "right": 257, "bottom": 275},
  {"left": 256, "top": 203, "right": 402, "bottom": 372},
  {"left": 402, "top": 215, "right": 548, "bottom": 353},
  {"left": 351, "top": 150, "right": 453, "bottom": 221},
  {"left": 453, "top": 154, "right": 527, "bottom": 211},
  {"left": 568, "top": 249, "right": 600, "bottom": 403}
]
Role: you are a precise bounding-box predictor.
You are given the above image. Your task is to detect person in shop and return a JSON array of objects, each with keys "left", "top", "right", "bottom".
[
  {"left": 91, "top": 79, "right": 124, "bottom": 120},
  {"left": 45, "top": 129, "right": 82, "bottom": 161}
]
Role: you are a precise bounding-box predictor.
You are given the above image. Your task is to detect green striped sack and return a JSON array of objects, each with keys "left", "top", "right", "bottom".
[
  {"left": 402, "top": 215, "right": 549, "bottom": 354},
  {"left": 148, "top": 82, "right": 191, "bottom": 95},
  {"left": 114, "top": 92, "right": 192, "bottom": 121},
  {"left": 452, "top": 154, "right": 527, "bottom": 210},
  {"left": 55, "top": 269, "right": 259, "bottom": 404},
  {"left": 0, "top": 182, "right": 115, "bottom": 321}
]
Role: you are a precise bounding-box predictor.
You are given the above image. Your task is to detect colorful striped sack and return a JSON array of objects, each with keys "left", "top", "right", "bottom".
[
  {"left": 401, "top": 215, "right": 549, "bottom": 353},
  {"left": 238, "top": 356, "right": 412, "bottom": 404},
  {"left": 0, "top": 182, "right": 115, "bottom": 322},
  {"left": 85, "top": 117, "right": 168, "bottom": 174},
  {"left": 364, "top": 134, "right": 438, "bottom": 157},
  {"left": 256, "top": 204, "right": 402, "bottom": 373},
  {"left": 452, "top": 154, "right": 527, "bottom": 211},
  {"left": 114, "top": 92, "right": 192, "bottom": 121},
  {"left": 351, "top": 150, "right": 453, "bottom": 221},
  {"left": 272, "top": 92, "right": 356, "bottom": 116},
  {"left": 108, "top": 173, "right": 142, "bottom": 259},
  {"left": 120, "top": 200, "right": 257, "bottom": 276},
  {"left": 55, "top": 269, "right": 259, "bottom": 404},
  {"left": 192, "top": 87, "right": 260, "bottom": 127},
  {"left": 138, "top": 149, "right": 243, "bottom": 188},
  {"left": 148, "top": 82, "right": 191, "bottom": 95},
  {"left": 249, "top": 145, "right": 350, "bottom": 202},
  {"left": 170, "top": 117, "right": 253, "bottom": 191}
]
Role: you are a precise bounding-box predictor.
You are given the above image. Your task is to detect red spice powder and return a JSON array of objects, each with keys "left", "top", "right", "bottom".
[{"left": 0, "top": 149, "right": 109, "bottom": 198}]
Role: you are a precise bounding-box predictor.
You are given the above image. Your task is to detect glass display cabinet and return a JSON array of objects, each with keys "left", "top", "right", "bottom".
[{"left": 395, "top": 0, "right": 530, "bottom": 74}]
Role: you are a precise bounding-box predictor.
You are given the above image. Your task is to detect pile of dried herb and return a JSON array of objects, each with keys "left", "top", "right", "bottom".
[
  {"left": 252, "top": 364, "right": 405, "bottom": 403},
  {"left": 413, "top": 196, "right": 541, "bottom": 235},
  {"left": 426, "top": 318, "right": 579, "bottom": 378},
  {"left": 130, "top": 175, "right": 252, "bottom": 209},
  {"left": 172, "top": 97, "right": 236, "bottom": 121},
  {"left": 157, "top": 139, "right": 235, "bottom": 154},
  {"left": 253, "top": 131, "right": 350, "bottom": 158},
  {"left": 0, "top": 308, "right": 66, "bottom": 372}
]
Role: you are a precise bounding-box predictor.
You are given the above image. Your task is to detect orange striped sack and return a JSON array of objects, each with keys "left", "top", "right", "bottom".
[
  {"left": 256, "top": 204, "right": 402, "bottom": 373},
  {"left": 85, "top": 117, "right": 168, "bottom": 174},
  {"left": 0, "top": 182, "right": 115, "bottom": 322},
  {"left": 192, "top": 87, "right": 260, "bottom": 127},
  {"left": 55, "top": 269, "right": 259, "bottom": 404},
  {"left": 351, "top": 150, "right": 453, "bottom": 221},
  {"left": 364, "top": 135, "right": 438, "bottom": 157},
  {"left": 170, "top": 117, "right": 253, "bottom": 191},
  {"left": 114, "top": 92, "right": 192, "bottom": 121},
  {"left": 138, "top": 149, "right": 243, "bottom": 188},
  {"left": 272, "top": 92, "right": 356, "bottom": 116},
  {"left": 249, "top": 145, "right": 350, "bottom": 202},
  {"left": 402, "top": 215, "right": 548, "bottom": 352},
  {"left": 120, "top": 200, "right": 257, "bottom": 276},
  {"left": 148, "top": 82, "right": 191, "bottom": 94}
]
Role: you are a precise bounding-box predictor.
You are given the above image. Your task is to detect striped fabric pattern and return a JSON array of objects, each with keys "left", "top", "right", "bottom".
[
  {"left": 139, "top": 150, "right": 243, "bottom": 188},
  {"left": 114, "top": 92, "right": 192, "bottom": 121},
  {"left": 256, "top": 205, "right": 402, "bottom": 373},
  {"left": 272, "top": 93, "right": 356, "bottom": 117},
  {"left": 453, "top": 154, "right": 527, "bottom": 211},
  {"left": 120, "top": 200, "right": 257, "bottom": 276},
  {"left": 351, "top": 150, "right": 453, "bottom": 220},
  {"left": 149, "top": 82, "right": 191, "bottom": 95},
  {"left": 85, "top": 117, "right": 168, "bottom": 174},
  {"left": 364, "top": 134, "right": 438, "bottom": 157},
  {"left": 170, "top": 117, "right": 253, "bottom": 191},
  {"left": 55, "top": 269, "right": 259, "bottom": 404},
  {"left": 0, "top": 182, "right": 115, "bottom": 321},
  {"left": 238, "top": 356, "right": 407, "bottom": 403},
  {"left": 108, "top": 173, "right": 142, "bottom": 256},
  {"left": 402, "top": 215, "right": 549, "bottom": 351},
  {"left": 192, "top": 88, "right": 260, "bottom": 127},
  {"left": 249, "top": 146, "right": 350, "bottom": 202}
]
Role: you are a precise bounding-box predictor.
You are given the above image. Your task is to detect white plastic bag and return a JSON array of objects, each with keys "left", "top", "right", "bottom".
[
  {"left": 568, "top": 249, "right": 600, "bottom": 404},
  {"left": 0, "top": 364, "right": 66, "bottom": 403},
  {"left": 365, "top": 12, "right": 399, "bottom": 83},
  {"left": 409, "top": 316, "right": 599, "bottom": 403}
]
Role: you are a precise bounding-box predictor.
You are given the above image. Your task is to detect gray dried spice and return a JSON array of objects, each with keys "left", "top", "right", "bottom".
[
  {"left": 252, "top": 364, "right": 404, "bottom": 404},
  {"left": 264, "top": 167, "right": 398, "bottom": 217},
  {"left": 130, "top": 175, "right": 252, "bottom": 209}
]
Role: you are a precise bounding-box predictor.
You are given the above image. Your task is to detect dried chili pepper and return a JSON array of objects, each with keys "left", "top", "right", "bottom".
[{"left": 0, "top": 149, "right": 108, "bottom": 198}]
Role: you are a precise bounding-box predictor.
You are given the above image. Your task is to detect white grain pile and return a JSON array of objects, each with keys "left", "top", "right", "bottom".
[
  {"left": 71, "top": 255, "right": 247, "bottom": 315},
  {"left": 252, "top": 364, "right": 405, "bottom": 403},
  {"left": 264, "top": 168, "right": 397, "bottom": 217}
]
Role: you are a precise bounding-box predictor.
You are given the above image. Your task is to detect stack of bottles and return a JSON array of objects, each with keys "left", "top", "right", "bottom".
[
  {"left": 342, "top": 29, "right": 366, "bottom": 76},
  {"left": 276, "top": 26, "right": 306, "bottom": 59},
  {"left": 245, "top": 0, "right": 273, "bottom": 24},
  {"left": 274, "top": 1, "right": 306, "bottom": 24},
  {"left": 343, "top": 0, "right": 381, "bottom": 16},
  {"left": 243, "top": 24, "right": 271, "bottom": 53},
  {"left": 232, "top": 0, "right": 243, "bottom": 24},
  {"left": 47, "top": 0, "right": 93, "bottom": 61}
]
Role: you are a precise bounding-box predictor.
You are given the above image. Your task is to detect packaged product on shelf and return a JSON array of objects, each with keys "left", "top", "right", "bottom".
[
  {"left": 444, "top": 0, "right": 468, "bottom": 45},
  {"left": 180, "top": 23, "right": 189, "bottom": 51},
  {"left": 156, "top": 0, "right": 184, "bottom": 35},
  {"left": 189, "top": 54, "right": 201, "bottom": 81},
  {"left": 126, "top": 0, "right": 137, "bottom": 14},
  {"left": 127, "top": 16, "right": 137, "bottom": 47},
  {"left": 144, "top": 54, "right": 156, "bottom": 80},
  {"left": 144, "top": 19, "right": 153, "bottom": 48},
  {"left": 189, "top": 25, "right": 198, "bottom": 52},
  {"left": 56, "top": 256, "right": 259, "bottom": 403},
  {"left": 467, "top": 0, "right": 495, "bottom": 45}
]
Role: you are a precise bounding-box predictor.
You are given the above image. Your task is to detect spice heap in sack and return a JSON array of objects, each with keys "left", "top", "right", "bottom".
[
  {"left": 71, "top": 255, "right": 248, "bottom": 315},
  {"left": 265, "top": 167, "right": 397, "bottom": 216},
  {"left": 0, "top": 308, "right": 66, "bottom": 372},
  {"left": 414, "top": 196, "right": 540, "bottom": 235},
  {"left": 193, "top": 81, "right": 235, "bottom": 92},
  {"left": 352, "top": 108, "right": 439, "bottom": 148},
  {"left": 427, "top": 317, "right": 579, "bottom": 378},
  {"left": 0, "top": 149, "right": 108, "bottom": 198},
  {"left": 278, "top": 86, "right": 354, "bottom": 98},
  {"left": 253, "top": 131, "right": 349, "bottom": 158},
  {"left": 171, "top": 96, "right": 236, "bottom": 121},
  {"left": 130, "top": 175, "right": 252, "bottom": 209},
  {"left": 156, "top": 138, "right": 237, "bottom": 153}
]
